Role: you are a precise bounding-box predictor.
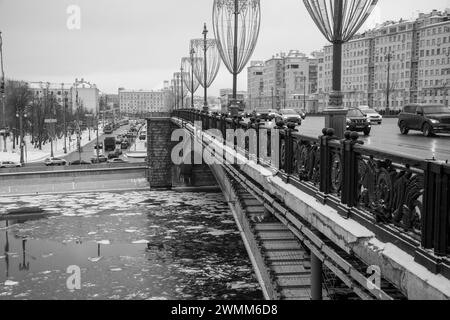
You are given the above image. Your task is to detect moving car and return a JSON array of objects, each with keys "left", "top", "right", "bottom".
[
  {"left": 276, "top": 109, "right": 302, "bottom": 125},
  {"left": 398, "top": 104, "right": 450, "bottom": 137},
  {"left": 346, "top": 108, "right": 371, "bottom": 136},
  {"left": 107, "top": 158, "right": 129, "bottom": 164},
  {"left": 107, "top": 149, "right": 123, "bottom": 159},
  {"left": 253, "top": 109, "right": 273, "bottom": 121},
  {"left": 121, "top": 141, "right": 130, "bottom": 149},
  {"left": 104, "top": 137, "right": 116, "bottom": 152},
  {"left": 90, "top": 155, "right": 108, "bottom": 163},
  {"left": 0, "top": 161, "right": 21, "bottom": 168},
  {"left": 116, "top": 135, "right": 123, "bottom": 144},
  {"left": 44, "top": 157, "right": 67, "bottom": 166},
  {"left": 94, "top": 142, "right": 103, "bottom": 150},
  {"left": 362, "top": 108, "right": 383, "bottom": 125},
  {"left": 139, "top": 131, "right": 147, "bottom": 140},
  {"left": 296, "top": 110, "right": 307, "bottom": 120},
  {"left": 103, "top": 125, "right": 113, "bottom": 135}
]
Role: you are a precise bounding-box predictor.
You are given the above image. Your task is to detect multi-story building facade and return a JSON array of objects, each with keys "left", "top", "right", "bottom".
[
  {"left": 28, "top": 78, "right": 100, "bottom": 114},
  {"left": 118, "top": 88, "right": 171, "bottom": 116},
  {"left": 247, "top": 61, "right": 265, "bottom": 111},
  {"left": 416, "top": 10, "right": 450, "bottom": 106},
  {"left": 219, "top": 89, "right": 247, "bottom": 113},
  {"left": 28, "top": 82, "right": 73, "bottom": 108},
  {"left": 248, "top": 50, "right": 320, "bottom": 112},
  {"left": 317, "top": 9, "right": 450, "bottom": 113}
]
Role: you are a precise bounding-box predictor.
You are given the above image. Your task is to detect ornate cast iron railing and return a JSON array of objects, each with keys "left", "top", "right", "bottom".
[{"left": 172, "top": 109, "right": 450, "bottom": 278}]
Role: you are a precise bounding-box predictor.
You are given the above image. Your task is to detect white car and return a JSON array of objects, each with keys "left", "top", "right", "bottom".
[
  {"left": 362, "top": 108, "right": 383, "bottom": 125},
  {"left": 0, "top": 161, "right": 21, "bottom": 168},
  {"left": 44, "top": 157, "right": 67, "bottom": 166}
]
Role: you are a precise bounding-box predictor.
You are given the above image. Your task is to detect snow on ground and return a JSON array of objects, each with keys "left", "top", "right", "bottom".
[{"left": 0, "top": 127, "right": 102, "bottom": 163}]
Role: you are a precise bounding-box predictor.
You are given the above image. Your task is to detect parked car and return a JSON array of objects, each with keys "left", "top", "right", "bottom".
[
  {"left": 0, "top": 161, "right": 21, "bottom": 168},
  {"left": 398, "top": 104, "right": 450, "bottom": 137},
  {"left": 70, "top": 160, "right": 91, "bottom": 166},
  {"left": 44, "top": 158, "right": 67, "bottom": 166},
  {"left": 139, "top": 132, "right": 147, "bottom": 140},
  {"left": 90, "top": 155, "right": 108, "bottom": 163},
  {"left": 121, "top": 141, "right": 130, "bottom": 149},
  {"left": 107, "top": 158, "right": 129, "bottom": 164},
  {"left": 276, "top": 109, "right": 302, "bottom": 125},
  {"left": 362, "top": 108, "right": 383, "bottom": 125},
  {"left": 346, "top": 108, "right": 371, "bottom": 136}
]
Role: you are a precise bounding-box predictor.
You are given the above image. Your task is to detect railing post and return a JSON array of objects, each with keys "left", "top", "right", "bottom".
[
  {"left": 318, "top": 128, "right": 335, "bottom": 204},
  {"left": 275, "top": 120, "right": 285, "bottom": 172},
  {"left": 422, "top": 161, "right": 450, "bottom": 256},
  {"left": 255, "top": 118, "right": 261, "bottom": 165},
  {"left": 340, "top": 132, "right": 363, "bottom": 217},
  {"left": 285, "top": 122, "right": 297, "bottom": 176}
]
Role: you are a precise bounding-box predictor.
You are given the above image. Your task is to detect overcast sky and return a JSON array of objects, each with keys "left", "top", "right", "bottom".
[{"left": 1, "top": 0, "right": 450, "bottom": 95}]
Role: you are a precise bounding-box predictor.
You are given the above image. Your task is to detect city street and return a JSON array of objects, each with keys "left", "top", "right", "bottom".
[
  {"left": 298, "top": 117, "right": 450, "bottom": 162},
  {"left": 61, "top": 125, "right": 132, "bottom": 165}
]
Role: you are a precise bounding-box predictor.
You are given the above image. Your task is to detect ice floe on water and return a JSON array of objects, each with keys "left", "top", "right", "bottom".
[
  {"left": 4, "top": 280, "right": 19, "bottom": 286},
  {"left": 0, "top": 190, "right": 263, "bottom": 300},
  {"left": 97, "top": 240, "right": 110, "bottom": 245},
  {"left": 132, "top": 240, "right": 149, "bottom": 244},
  {"left": 88, "top": 257, "right": 103, "bottom": 263}
]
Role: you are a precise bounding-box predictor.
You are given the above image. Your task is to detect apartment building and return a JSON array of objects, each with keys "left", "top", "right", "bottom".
[
  {"left": 28, "top": 78, "right": 100, "bottom": 114},
  {"left": 317, "top": 9, "right": 450, "bottom": 112},
  {"left": 247, "top": 50, "right": 319, "bottom": 112},
  {"left": 247, "top": 61, "right": 264, "bottom": 110},
  {"left": 118, "top": 88, "right": 170, "bottom": 116}
]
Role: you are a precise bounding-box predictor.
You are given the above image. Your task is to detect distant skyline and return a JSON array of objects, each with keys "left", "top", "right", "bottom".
[{"left": 1, "top": 0, "right": 450, "bottom": 95}]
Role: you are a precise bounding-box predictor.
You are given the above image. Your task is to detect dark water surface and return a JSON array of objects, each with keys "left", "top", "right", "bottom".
[{"left": 0, "top": 191, "right": 263, "bottom": 300}]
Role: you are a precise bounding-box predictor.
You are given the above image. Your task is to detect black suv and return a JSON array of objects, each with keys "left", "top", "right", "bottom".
[
  {"left": 398, "top": 104, "right": 450, "bottom": 137},
  {"left": 346, "top": 108, "right": 371, "bottom": 136}
]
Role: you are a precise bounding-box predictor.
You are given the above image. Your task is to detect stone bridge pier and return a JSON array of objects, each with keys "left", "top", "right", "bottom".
[{"left": 146, "top": 116, "right": 216, "bottom": 190}]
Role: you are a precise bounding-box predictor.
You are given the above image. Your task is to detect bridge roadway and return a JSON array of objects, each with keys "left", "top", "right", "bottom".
[
  {"left": 168, "top": 115, "right": 450, "bottom": 300},
  {"left": 259, "top": 117, "right": 450, "bottom": 162}
]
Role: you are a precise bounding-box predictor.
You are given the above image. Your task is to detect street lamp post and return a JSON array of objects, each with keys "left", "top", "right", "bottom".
[
  {"left": 180, "top": 65, "right": 185, "bottom": 109},
  {"left": 0, "top": 31, "right": 6, "bottom": 153},
  {"left": 191, "top": 25, "right": 221, "bottom": 113},
  {"left": 303, "top": 0, "right": 378, "bottom": 300},
  {"left": 213, "top": 0, "right": 261, "bottom": 117},
  {"left": 385, "top": 52, "right": 393, "bottom": 113},
  {"left": 303, "top": 0, "right": 378, "bottom": 139},
  {"left": 182, "top": 55, "right": 200, "bottom": 110},
  {"left": 62, "top": 84, "right": 67, "bottom": 154},
  {"left": 190, "top": 48, "right": 196, "bottom": 108},
  {"left": 202, "top": 25, "right": 208, "bottom": 111},
  {"left": 16, "top": 106, "right": 26, "bottom": 165}
]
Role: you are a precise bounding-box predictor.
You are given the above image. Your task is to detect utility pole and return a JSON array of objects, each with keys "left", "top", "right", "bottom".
[
  {"left": 62, "top": 84, "right": 67, "bottom": 154},
  {"left": 18, "top": 106, "right": 24, "bottom": 165},
  {"left": 0, "top": 32, "right": 6, "bottom": 153}
]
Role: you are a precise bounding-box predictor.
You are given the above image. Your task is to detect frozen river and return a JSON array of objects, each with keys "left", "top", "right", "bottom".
[{"left": 0, "top": 191, "right": 263, "bottom": 300}]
